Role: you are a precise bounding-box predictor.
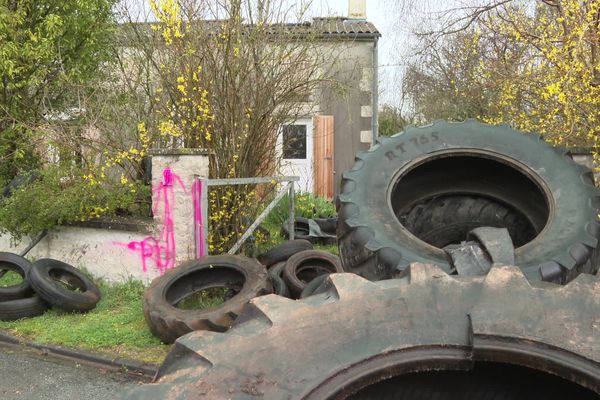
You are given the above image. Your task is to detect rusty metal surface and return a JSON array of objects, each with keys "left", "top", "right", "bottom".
[{"left": 124, "top": 265, "right": 600, "bottom": 399}]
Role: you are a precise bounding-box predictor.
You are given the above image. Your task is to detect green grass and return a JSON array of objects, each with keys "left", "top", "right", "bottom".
[
  {"left": 0, "top": 279, "right": 170, "bottom": 365},
  {"left": 176, "top": 288, "right": 227, "bottom": 310},
  {"left": 0, "top": 271, "right": 24, "bottom": 287},
  {"left": 314, "top": 243, "right": 339, "bottom": 255}
]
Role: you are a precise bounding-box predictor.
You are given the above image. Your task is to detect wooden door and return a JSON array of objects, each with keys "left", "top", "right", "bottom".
[{"left": 313, "top": 115, "right": 334, "bottom": 200}]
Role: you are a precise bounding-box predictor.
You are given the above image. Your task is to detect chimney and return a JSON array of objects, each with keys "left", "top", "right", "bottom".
[{"left": 348, "top": 0, "right": 366, "bottom": 19}]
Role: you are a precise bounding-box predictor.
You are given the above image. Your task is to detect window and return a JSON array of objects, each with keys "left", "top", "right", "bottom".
[{"left": 282, "top": 124, "right": 307, "bottom": 159}]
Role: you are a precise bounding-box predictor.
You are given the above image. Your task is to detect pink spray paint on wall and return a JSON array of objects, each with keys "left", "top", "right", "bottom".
[{"left": 116, "top": 167, "right": 189, "bottom": 274}]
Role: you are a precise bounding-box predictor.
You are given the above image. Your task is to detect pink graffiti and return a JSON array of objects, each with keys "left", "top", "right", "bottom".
[
  {"left": 192, "top": 179, "right": 206, "bottom": 258},
  {"left": 116, "top": 167, "right": 188, "bottom": 274}
]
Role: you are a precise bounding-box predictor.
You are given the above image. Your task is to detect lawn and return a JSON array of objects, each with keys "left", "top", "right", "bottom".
[{"left": 0, "top": 274, "right": 170, "bottom": 365}]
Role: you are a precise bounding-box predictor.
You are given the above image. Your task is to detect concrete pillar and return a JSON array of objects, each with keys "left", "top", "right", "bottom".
[{"left": 150, "top": 149, "right": 210, "bottom": 266}]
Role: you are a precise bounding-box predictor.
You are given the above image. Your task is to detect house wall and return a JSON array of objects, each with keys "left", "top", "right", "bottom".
[
  {"left": 0, "top": 150, "right": 210, "bottom": 283},
  {"left": 317, "top": 40, "right": 375, "bottom": 196}
]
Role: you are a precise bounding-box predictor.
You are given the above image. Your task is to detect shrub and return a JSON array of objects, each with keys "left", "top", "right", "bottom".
[
  {"left": 0, "top": 166, "right": 149, "bottom": 241},
  {"left": 264, "top": 192, "right": 336, "bottom": 230}
]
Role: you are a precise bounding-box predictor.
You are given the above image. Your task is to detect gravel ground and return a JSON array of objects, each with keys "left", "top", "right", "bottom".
[{"left": 0, "top": 345, "right": 143, "bottom": 400}]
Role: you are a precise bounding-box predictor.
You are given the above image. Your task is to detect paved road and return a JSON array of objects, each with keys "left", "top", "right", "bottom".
[{"left": 0, "top": 345, "right": 143, "bottom": 400}]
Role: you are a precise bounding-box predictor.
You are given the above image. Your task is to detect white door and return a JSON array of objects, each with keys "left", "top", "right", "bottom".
[{"left": 277, "top": 118, "right": 313, "bottom": 193}]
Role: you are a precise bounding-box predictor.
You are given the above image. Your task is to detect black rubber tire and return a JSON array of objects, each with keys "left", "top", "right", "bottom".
[
  {"left": 400, "top": 195, "right": 535, "bottom": 249},
  {"left": 0, "top": 295, "right": 49, "bottom": 321},
  {"left": 282, "top": 217, "right": 337, "bottom": 245},
  {"left": 268, "top": 262, "right": 291, "bottom": 298},
  {"left": 257, "top": 239, "right": 313, "bottom": 267},
  {"left": 0, "top": 252, "right": 34, "bottom": 301},
  {"left": 299, "top": 273, "right": 330, "bottom": 298},
  {"left": 127, "top": 265, "right": 600, "bottom": 399},
  {"left": 283, "top": 250, "right": 343, "bottom": 298},
  {"left": 346, "top": 364, "right": 593, "bottom": 400},
  {"left": 337, "top": 120, "right": 600, "bottom": 282},
  {"left": 28, "top": 258, "right": 101, "bottom": 312},
  {"left": 314, "top": 217, "right": 337, "bottom": 235},
  {"left": 144, "top": 255, "right": 272, "bottom": 344}
]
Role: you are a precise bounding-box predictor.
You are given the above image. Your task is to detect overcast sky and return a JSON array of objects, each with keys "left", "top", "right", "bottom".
[{"left": 308, "top": 0, "right": 403, "bottom": 105}]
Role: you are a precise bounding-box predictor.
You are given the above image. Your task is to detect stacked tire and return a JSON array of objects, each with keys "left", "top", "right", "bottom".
[
  {"left": 142, "top": 242, "right": 345, "bottom": 344},
  {"left": 257, "top": 240, "right": 343, "bottom": 299},
  {"left": 0, "top": 254, "right": 100, "bottom": 321},
  {"left": 0, "top": 253, "right": 47, "bottom": 321}
]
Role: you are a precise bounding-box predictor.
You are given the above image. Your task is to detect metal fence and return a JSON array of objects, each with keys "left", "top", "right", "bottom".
[{"left": 193, "top": 175, "right": 299, "bottom": 257}]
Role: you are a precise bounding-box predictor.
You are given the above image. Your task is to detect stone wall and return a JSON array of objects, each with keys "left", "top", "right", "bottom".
[{"left": 0, "top": 150, "right": 210, "bottom": 283}]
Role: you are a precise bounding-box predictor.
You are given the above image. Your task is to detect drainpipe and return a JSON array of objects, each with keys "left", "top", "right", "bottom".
[{"left": 371, "top": 36, "right": 379, "bottom": 147}]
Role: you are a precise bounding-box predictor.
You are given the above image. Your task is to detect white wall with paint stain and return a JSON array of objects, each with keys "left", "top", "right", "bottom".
[{"left": 0, "top": 150, "right": 211, "bottom": 283}]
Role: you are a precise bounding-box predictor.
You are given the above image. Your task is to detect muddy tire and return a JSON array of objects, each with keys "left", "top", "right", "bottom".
[
  {"left": 28, "top": 259, "right": 101, "bottom": 312},
  {"left": 127, "top": 265, "right": 600, "bottom": 399},
  {"left": 299, "top": 273, "right": 330, "bottom": 298},
  {"left": 0, "top": 295, "right": 49, "bottom": 321},
  {"left": 337, "top": 120, "right": 600, "bottom": 282},
  {"left": 283, "top": 250, "right": 343, "bottom": 298},
  {"left": 257, "top": 239, "right": 313, "bottom": 267},
  {"left": 268, "top": 262, "right": 291, "bottom": 298},
  {"left": 0, "top": 252, "right": 34, "bottom": 302},
  {"left": 143, "top": 255, "right": 272, "bottom": 344}
]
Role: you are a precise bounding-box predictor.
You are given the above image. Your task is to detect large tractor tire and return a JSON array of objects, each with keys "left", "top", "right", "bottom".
[
  {"left": 125, "top": 264, "right": 600, "bottom": 399},
  {"left": 337, "top": 120, "right": 600, "bottom": 282}
]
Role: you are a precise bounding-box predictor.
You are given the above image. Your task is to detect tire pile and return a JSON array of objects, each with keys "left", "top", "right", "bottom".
[
  {"left": 0, "top": 253, "right": 101, "bottom": 321},
  {"left": 132, "top": 121, "right": 600, "bottom": 399},
  {"left": 143, "top": 240, "right": 343, "bottom": 344}
]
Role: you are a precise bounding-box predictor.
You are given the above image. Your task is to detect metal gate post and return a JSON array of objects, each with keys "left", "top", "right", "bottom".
[
  {"left": 193, "top": 177, "right": 209, "bottom": 258},
  {"left": 288, "top": 182, "right": 295, "bottom": 240}
]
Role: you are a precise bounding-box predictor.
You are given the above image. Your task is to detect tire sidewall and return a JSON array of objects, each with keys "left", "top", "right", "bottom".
[
  {"left": 29, "top": 258, "right": 101, "bottom": 311},
  {"left": 0, "top": 252, "right": 34, "bottom": 301},
  {"left": 339, "top": 121, "right": 596, "bottom": 277},
  {"left": 144, "top": 255, "right": 269, "bottom": 324}
]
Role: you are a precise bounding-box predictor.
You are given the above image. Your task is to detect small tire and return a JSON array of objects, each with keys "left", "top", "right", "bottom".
[
  {"left": 283, "top": 250, "right": 343, "bottom": 298},
  {"left": 0, "top": 252, "right": 34, "bottom": 302},
  {"left": 257, "top": 239, "right": 313, "bottom": 267},
  {"left": 314, "top": 217, "right": 337, "bottom": 235},
  {"left": 0, "top": 295, "right": 49, "bottom": 321},
  {"left": 281, "top": 217, "right": 311, "bottom": 240},
  {"left": 299, "top": 273, "right": 330, "bottom": 299},
  {"left": 28, "top": 259, "right": 101, "bottom": 312},
  {"left": 143, "top": 255, "right": 272, "bottom": 344},
  {"left": 268, "top": 262, "right": 291, "bottom": 298},
  {"left": 282, "top": 218, "right": 337, "bottom": 245}
]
